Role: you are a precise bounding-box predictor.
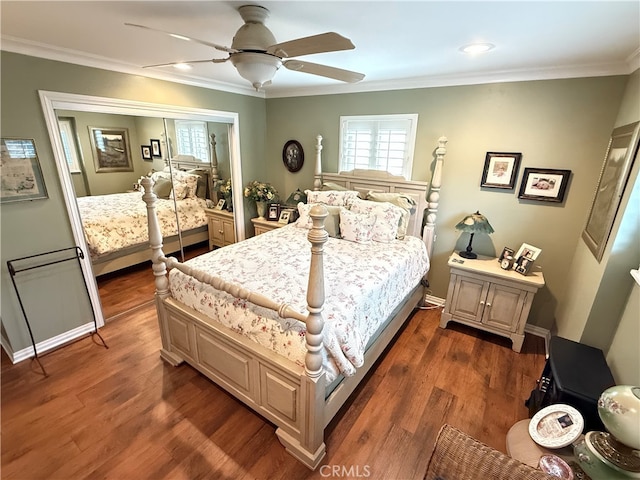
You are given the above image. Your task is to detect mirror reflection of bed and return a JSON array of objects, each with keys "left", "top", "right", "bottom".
[{"left": 54, "top": 110, "right": 232, "bottom": 320}]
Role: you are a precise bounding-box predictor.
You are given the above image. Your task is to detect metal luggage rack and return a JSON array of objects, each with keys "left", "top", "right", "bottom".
[{"left": 7, "top": 246, "right": 108, "bottom": 376}]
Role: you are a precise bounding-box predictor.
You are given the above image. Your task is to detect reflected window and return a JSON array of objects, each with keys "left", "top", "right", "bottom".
[
  {"left": 58, "top": 118, "right": 82, "bottom": 173},
  {"left": 175, "top": 120, "right": 209, "bottom": 162}
]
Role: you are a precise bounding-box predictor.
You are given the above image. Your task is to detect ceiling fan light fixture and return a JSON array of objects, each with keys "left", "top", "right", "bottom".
[
  {"left": 460, "top": 43, "right": 495, "bottom": 55},
  {"left": 230, "top": 52, "right": 282, "bottom": 90}
]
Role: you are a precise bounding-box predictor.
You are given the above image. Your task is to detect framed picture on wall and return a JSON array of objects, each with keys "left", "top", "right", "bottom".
[
  {"left": 150, "top": 139, "right": 161, "bottom": 158},
  {"left": 518, "top": 168, "right": 571, "bottom": 203},
  {"left": 480, "top": 152, "right": 522, "bottom": 189},
  {"left": 141, "top": 145, "right": 152, "bottom": 160},
  {"left": 0, "top": 138, "right": 48, "bottom": 203},
  {"left": 582, "top": 121, "right": 640, "bottom": 262},
  {"left": 88, "top": 126, "right": 133, "bottom": 172}
]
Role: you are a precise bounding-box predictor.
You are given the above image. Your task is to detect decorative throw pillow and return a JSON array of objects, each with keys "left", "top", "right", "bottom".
[
  {"left": 348, "top": 198, "right": 403, "bottom": 243},
  {"left": 339, "top": 209, "right": 375, "bottom": 244},
  {"left": 187, "top": 169, "right": 209, "bottom": 199},
  {"left": 171, "top": 170, "right": 199, "bottom": 198},
  {"left": 296, "top": 202, "right": 342, "bottom": 238},
  {"left": 365, "top": 191, "right": 416, "bottom": 239},
  {"left": 152, "top": 176, "right": 173, "bottom": 199},
  {"left": 170, "top": 181, "right": 189, "bottom": 200},
  {"left": 305, "top": 189, "right": 360, "bottom": 206}
]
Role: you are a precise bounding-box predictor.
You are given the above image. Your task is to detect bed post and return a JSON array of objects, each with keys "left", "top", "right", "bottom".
[
  {"left": 209, "top": 133, "right": 219, "bottom": 186},
  {"left": 313, "top": 135, "right": 323, "bottom": 191},
  {"left": 276, "top": 204, "right": 328, "bottom": 469},
  {"left": 423, "top": 136, "right": 447, "bottom": 259},
  {"left": 140, "top": 177, "right": 183, "bottom": 366}
]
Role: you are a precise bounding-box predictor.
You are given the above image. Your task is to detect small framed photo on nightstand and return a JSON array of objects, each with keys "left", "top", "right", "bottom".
[
  {"left": 268, "top": 203, "right": 280, "bottom": 221},
  {"left": 278, "top": 210, "right": 292, "bottom": 224},
  {"left": 215, "top": 198, "right": 226, "bottom": 210}
]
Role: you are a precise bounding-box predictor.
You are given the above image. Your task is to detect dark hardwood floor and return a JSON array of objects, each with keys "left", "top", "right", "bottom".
[{"left": 1, "top": 259, "right": 546, "bottom": 480}]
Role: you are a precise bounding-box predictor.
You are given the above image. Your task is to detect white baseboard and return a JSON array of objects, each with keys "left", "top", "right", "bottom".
[
  {"left": 424, "top": 294, "right": 446, "bottom": 308},
  {"left": 524, "top": 324, "right": 551, "bottom": 358},
  {"left": 5, "top": 322, "right": 98, "bottom": 364}
]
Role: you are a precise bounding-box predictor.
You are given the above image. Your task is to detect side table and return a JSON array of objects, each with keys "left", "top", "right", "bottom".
[{"left": 506, "top": 419, "right": 577, "bottom": 468}]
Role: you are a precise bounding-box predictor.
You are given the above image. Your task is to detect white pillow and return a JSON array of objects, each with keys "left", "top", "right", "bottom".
[
  {"left": 339, "top": 209, "right": 375, "bottom": 244},
  {"left": 348, "top": 198, "right": 403, "bottom": 243},
  {"left": 305, "top": 189, "right": 360, "bottom": 206}
]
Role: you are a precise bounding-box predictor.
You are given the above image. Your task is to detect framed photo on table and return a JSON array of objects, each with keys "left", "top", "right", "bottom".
[
  {"left": 278, "top": 210, "right": 292, "bottom": 224},
  {"left": 0, "top": 138, "right": 48, "bottom": 203},
  {"left": 518, "top": 168, "right": 571, "bottom": 203},
  {"left": 582, "top": 121, "right": 640, "bottom": 262},
  {"left": 481, "top": 152, "right": 522, "bottom": 189},
  {"left": 268, "top": 203, "right": 280, "bottom": 221}
]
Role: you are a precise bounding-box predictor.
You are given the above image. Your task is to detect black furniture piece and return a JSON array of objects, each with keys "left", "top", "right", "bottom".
[{"left": 526, "top": 336, "right": 616, "bottom": 432}]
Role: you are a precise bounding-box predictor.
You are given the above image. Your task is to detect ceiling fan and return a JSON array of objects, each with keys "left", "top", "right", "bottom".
[{"left": 126, "top": 4, "right": 365, "bottom": 90}]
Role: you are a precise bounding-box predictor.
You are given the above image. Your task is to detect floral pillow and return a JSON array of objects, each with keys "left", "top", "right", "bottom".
[
  {"left": 339, "top": 209, "right": 376, "bottom": 244},
  {"left": 171, "top": 170, "right": 199, "bottom": 198},
  {"left": 365, "top": 191, "right": 416, "bottom": 239},
  {"left": 348, "top": 198, "right": 403, "bottom": 243},
  {"left": 305, "top": 189, "right": 360, "bottom": 206},
  {"left": 296, "top": 202, "right": 342, "bottom": 238}
]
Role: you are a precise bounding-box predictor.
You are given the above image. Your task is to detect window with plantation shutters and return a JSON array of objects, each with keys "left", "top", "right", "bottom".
[
  {"left": 57, "top": 118, "right": 82, "bottom": 173},
  {"left": 339, "top": 114, "right": 418, "bottom": 179},
  {"left": 175, "top": 120, "right": 209, "bottom": 162}
]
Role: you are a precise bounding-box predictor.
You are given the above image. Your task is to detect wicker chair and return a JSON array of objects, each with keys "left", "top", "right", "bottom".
[{"left": 424, "top": 424, "right": 555, "bottom": 480}]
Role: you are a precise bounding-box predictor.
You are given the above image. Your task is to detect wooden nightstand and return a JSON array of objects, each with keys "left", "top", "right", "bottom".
[
  {"left": 251, "top": 217, "right": 285, "bottom": 236},
  {"left": 204, "top": 208, "right": 235, "bottom": 249},
  {"left": 441, "top": 252, "right": 545, "bottom": 352}
]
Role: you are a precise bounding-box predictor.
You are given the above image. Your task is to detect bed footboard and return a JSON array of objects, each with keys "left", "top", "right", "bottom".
[{"left": 142, "top": 177, "right": 328, "bottom": 469}]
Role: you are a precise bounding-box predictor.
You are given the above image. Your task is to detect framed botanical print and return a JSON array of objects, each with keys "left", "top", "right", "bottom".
[
  {"left": 0, "top": 138, "right": 48, "bottom": 203},
  {"left": 582, "top": 121, "right": 640, "bottom": 262},
  {"left": 89, "top": 126, "right": 133, "bottom": 172}
]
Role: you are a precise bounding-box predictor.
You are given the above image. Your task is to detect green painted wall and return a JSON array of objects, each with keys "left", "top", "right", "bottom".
[{"left": 264, "top": 78, "right": 628, "bottom": 331}]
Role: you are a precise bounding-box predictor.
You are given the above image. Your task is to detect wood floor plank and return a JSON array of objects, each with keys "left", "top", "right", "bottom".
[{"left": 1, "top": 263, "right": 547, "bottom": 480}]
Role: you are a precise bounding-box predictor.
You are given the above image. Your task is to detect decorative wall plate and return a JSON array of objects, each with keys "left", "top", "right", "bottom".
[
  {"left": 283, "top": 140, "right": 304, "bottom": 173},
  {"left": 528, "top": 404, "right": 584, "bottom": 448}
]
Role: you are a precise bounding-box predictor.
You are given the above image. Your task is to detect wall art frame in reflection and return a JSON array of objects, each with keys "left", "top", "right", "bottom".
[
  {"left": 150, "top": 138, "right": 161, "bottom": 158},
  {"left": 0, "top": 138, "right": 48, "bottom": 203},
  {"left": 88, "top": 126, "right": 133, "bottom": 172},
  {"left": 518, "top": 168, "right": 571, "bottom": 203},
  {"left": 582, "top": 121, "right": 640, "bottom": 262}
]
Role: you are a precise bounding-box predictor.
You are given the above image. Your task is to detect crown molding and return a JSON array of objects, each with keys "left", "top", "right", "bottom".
[{"left": 3, "top": 35, "right": 637, "bottom": 100}]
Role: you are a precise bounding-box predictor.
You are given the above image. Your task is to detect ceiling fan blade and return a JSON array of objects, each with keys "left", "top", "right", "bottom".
[
  {"left": 143, "top": 58, "right": 228, "bottom": 68},
  {"left": 283, "top": 60, "right": 364, "bottom": 83},
  {"left": 267, "top": 32, "right": 355, "bottom": 58},
  {"left": 125, "top": 23, "right": 236, "bottom": 54}
]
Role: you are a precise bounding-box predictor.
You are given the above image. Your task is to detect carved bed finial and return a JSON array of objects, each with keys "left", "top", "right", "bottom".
[{"left": 423, "top": 136, "right": 448, "bottom": 259}]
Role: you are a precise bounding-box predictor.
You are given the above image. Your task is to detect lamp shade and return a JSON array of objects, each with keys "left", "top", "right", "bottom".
[
  {"left": 455, "top": 211, "right": 494, "bottom": 259},
  {"left": 455, "top": 211, "right": 495, "bottom": 234}
]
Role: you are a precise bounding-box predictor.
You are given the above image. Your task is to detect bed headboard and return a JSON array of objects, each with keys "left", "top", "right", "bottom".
[
  {"left": 313, "top": 135, "right": 447, "bottom": 259},
  {"left": 164, "top": 133, "right": 220, "bottom": 200}
]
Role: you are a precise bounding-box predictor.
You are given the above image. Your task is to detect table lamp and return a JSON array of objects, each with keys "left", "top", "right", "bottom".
[{"left": 455, "top": 211, "right": 494, "bottom": 259}]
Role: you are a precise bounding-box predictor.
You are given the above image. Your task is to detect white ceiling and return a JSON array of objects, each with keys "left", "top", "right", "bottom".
[{"left": 2, "top": 1, "right": 639, "bottom": 98}]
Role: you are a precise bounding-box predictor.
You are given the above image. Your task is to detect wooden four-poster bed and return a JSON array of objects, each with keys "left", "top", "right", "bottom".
[{"left": 141, "top": 135, "right": 447, "bottom": 469}]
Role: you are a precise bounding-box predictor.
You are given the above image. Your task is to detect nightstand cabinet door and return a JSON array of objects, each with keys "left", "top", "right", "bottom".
[
  {"left": 449, "top": 276, "right": 489, "bottom": 323},
  {"left": 205, "top": 209, "right": 236, "bottom": 249},
  {"left": 482, "top": 284, "right": 528, "bottom": 331}
]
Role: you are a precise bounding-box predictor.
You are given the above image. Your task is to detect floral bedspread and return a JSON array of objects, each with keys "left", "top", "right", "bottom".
[
  {"left": 168, "top": 225, "right": 429, "bottom": 382},
  {"left": 77, "top": 192, "right": 207, "bottom": 258}
]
